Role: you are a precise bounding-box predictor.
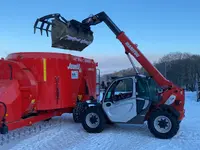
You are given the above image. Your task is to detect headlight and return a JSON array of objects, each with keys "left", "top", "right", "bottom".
[{"left": 165, "top": 95, "right": 176, "bottom": 105}]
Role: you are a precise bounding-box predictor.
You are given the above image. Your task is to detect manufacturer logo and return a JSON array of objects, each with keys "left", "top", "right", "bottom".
[
  {"left": 88, "top": 68, "right": 94, "bottom": 71},
  {"left": 84, "top": 58, "right": 92, "bottom": 63},
  {"left": 125, "top": 42, "right": 140, "bottom": 57},
  {"left": 67, "top": 63, "right": 80, "bottom": 70},
  {"left": 61, "top": 35, "right": 92, "bottom": 45}
]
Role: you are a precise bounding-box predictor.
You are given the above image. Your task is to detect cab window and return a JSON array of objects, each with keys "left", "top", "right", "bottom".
[
  {"left": 105, "top": 78, "right": 133, "bottom": 101},
  {"left": 136, "top": 77, "right": 149, "bottom": 99}
]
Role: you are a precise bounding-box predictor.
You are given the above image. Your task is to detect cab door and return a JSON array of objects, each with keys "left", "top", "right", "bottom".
[{"left": 102, "top": 77, "right": 137, "bottom": 123}]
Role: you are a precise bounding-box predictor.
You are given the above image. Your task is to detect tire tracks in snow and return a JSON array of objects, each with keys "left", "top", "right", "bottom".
[
  {"left": 7, "top": 114, "right": 101, "bottom": 150},
  {"left": 1, "top": 92, "right": 200, "bottom": 150}
]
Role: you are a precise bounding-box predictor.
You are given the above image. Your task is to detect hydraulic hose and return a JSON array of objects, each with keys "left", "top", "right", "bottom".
[{"left": 0, "top": 102, "right": 7, "bottom": 122}]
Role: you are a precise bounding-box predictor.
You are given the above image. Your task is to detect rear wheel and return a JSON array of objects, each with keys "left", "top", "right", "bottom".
[
  {"left": 82, "top": 107, "right": 106, "bottom": 133},
  {"left": 148, "top": 110, "right": 179, "bottom": 139}
]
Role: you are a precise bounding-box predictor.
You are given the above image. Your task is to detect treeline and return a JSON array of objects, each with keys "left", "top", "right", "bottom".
[{"left": 101, "top": 52, "right": 200, "bottom": 91}]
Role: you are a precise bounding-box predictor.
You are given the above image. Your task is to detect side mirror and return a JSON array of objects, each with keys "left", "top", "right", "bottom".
[{"left": 157, "top": 88, "right": 163, "bottom": 94}]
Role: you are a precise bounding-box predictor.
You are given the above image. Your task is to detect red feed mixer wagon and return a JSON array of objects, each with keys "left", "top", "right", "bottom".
[{"left": 0, "top": 52, "right": 99, "bottom": 134}]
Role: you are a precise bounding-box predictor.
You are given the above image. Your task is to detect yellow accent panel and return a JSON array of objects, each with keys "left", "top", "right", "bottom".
[
  {"left": 31, "top": 99, "right": 36, "bottom": 104},
  {"left": 43, "top": 58, "right": 47, "bottom": 81},
  {"left": 78, "top": 95, "right": 83, "bottom": 101}
]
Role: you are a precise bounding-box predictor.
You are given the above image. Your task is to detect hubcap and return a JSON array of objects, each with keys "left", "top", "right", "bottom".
[
  {"left": 86, "top": 112, "right": 100, "bottom": 128},
  {"left": 154, "top": 116, "right": 172, "bottom": 133}
]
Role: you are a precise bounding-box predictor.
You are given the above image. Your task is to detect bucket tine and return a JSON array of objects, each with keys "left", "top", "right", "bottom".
[
  {"left": 46, "top": 23, "right": 51, "bottom": 37},
  {"left": 34, "top": 13, "right": 59, "bottom": 36},
  {"left": 40, "top": 21, "right": 45, "bottom": 35},
  {"left": 34, "top": 19, "right": 39, "bottom": 34}
]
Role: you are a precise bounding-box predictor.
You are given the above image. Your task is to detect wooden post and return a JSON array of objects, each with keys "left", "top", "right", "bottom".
[{"left": 196, "top": 73, "right": 200, "bottom": 102}]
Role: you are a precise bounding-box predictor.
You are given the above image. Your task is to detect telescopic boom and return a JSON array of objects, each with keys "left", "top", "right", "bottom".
[{"left": 81, "top": 11, "right": 173, "bottom": 89}]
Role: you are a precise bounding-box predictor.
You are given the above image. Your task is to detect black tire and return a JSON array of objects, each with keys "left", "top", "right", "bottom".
[
  {"left": 73, "top": 102, "right": 85, "bottom": 123},
  {"left": 44, "top": 118, "right": 52, "bottom": 122},
  {"left": 106, "top": 119, "right": 114, "bottom": 125},
  {"left": 81, "top": 107, "right": 106, "bottom": 133},
  {"left": 148, "top": 110, "right": 180, "bottom": 139},
  {"left": 105, "top": 115, "right": 114, "bottom": 125},
  {"left": 73, "top": 107, "right": 80, "bottom": 123}
]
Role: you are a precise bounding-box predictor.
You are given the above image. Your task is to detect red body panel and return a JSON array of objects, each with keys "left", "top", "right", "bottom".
[
  {"left": 0, "top": 52, "right": 97, "bottom": 132},
  {"left": 8, "top": 109, "right": 70, "bottom": 131},
  {"left": 0, "top": 80, "right": 21, "bottom": 122},
  {"left": 117, "top": 32, "right": 185, "bottom": 120}
]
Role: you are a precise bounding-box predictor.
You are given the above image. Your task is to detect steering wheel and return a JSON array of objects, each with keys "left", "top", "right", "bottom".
[
  {"left": 118, "top": 93, "right": 125, "bottom": 99},
  {"left": 112, "top": 93, "right": 123, "bottom": 101}
]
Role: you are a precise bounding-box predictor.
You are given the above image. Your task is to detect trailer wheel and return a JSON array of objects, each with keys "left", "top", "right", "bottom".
[
  {"left": 73, "top": 102, "right": 85, "bottom": 123},
  {"left": 82, "top": 107, "right": 105, "bottom": 133},
  {"left": 73, "top": 107, "right": 80, "bottom": 123},
  {"left": 148, "top": 110, "right": 179, "bottom": 139}
]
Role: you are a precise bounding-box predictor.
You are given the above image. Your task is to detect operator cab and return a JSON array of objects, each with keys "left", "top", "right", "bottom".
[
  {"left": 102, "top": 74, "right": 160, "bottom": 102},
  {"left": 101, "top": 74, "right": 159, "bottom": 123},
  {"left": 102, "top": 75, "right": 152, "bottom": 101}
]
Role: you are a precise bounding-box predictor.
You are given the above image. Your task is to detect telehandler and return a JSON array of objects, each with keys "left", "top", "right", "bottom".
[{"left": 34, "top": 11, "right": 185, "bottom": 139}]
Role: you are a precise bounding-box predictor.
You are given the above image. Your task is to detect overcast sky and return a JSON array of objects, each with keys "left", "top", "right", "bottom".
[{"left": 1, "top": 0, "right": 199, "bottom": 74}]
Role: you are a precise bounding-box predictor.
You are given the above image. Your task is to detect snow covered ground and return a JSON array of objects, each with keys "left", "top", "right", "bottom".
[{"left": 0, "top": 91, "right": 200, "bottom": 150}]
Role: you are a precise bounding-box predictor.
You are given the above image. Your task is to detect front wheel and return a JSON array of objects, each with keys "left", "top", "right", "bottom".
[
  {"left": 148, "top": 110, "right": 180, "bottom": 139},
  {"left": 81, "top": 107, "right": 106, "bottom": 133}
]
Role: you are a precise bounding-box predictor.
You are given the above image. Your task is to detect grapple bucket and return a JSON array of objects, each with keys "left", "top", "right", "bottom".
[{"left": 34, "top": 14, "right": 94, "bottom": 51}]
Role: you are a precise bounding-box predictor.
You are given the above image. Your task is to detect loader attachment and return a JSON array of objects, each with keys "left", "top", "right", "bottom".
[{"left": 34, "top": 14, "right": 94, "bottom": 51}]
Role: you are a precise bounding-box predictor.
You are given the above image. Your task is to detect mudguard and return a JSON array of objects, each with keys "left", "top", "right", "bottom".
[
  {"left": 84, "top": 100, "right": 102, "bottom": 108},
  {"left": 159, "top": 104, "right": 180, "bottom": 118}
]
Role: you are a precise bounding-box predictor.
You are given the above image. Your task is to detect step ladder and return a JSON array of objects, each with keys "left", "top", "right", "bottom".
[{"left": 96, "top": 69, "right": 100, "bottom": 102}]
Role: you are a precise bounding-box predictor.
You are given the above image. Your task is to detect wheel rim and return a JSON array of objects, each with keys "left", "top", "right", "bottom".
[
  {"left": 154, "top": 115, "right": 172, "bottom": 133},
  {"left": 85, "top": 112, "right": 100, "bottom": 128}
]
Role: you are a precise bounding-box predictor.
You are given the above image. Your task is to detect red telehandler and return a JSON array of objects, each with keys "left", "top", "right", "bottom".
[{"left": 34, "top": 11, "right": 185, "bottom": 139}]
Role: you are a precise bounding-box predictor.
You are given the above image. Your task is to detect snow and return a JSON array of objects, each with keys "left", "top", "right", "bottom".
[{"left": 1, "top": 91, "right": 200, "bottom": 150}]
